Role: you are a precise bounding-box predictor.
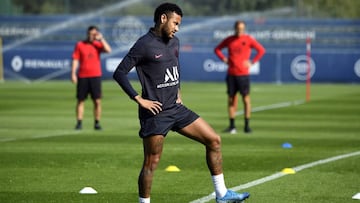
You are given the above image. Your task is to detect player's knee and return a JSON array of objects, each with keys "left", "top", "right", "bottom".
[
  {"left": 144, "top": 155, "right": 161, "bottom": 171},
  {"left": 208, "top": 135, "right": 221, "bottom": 151},
  {"left": 153, "top": 155, "right": 161, "bottom": 165},
  {"left": 93, "top": 99, "right": 101, "bottom": 105}
]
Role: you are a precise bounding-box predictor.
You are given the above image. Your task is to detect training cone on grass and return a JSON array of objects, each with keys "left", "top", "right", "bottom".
[
  {"left": 281, "top": 168, "right": 296, "bottom": 174},
  {"left": 79, "top": 187, "right": 97, "bottom": 194},
  {"left": 165, "top": 165, "right": 181, "bottom": 172},
  {"left": 352, "top": 193, "right": 360, "bottom": 200}
]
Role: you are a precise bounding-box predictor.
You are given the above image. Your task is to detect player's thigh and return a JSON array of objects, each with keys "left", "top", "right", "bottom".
[
  {"left": 141, "top": 135, "right": 164, "bottom": 168},
  {"left": 142, "top": 135, "right": 165, "bottom": 156},
  {"left": 178, "top": 117, "right": 220, "bottom": 145},
  {"left": 228, "top": 94, "right": 238, "bottom": 106}
]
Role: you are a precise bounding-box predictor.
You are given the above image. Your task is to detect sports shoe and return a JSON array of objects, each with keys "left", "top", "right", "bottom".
[
  {"left": 244, "top": 127, "right": 252, "bottom": 133},
  {"left": 94, "top": 123, "right": 102, "bottom": 130},
  {"left": 75, "top": 123, "right": 82, "bottom": 130},
  {"left": 216, "top": 190, "right": 250, "bottom": 203},
  {"left": 223, "top": 127, "right": 237, "bottom": 134}
]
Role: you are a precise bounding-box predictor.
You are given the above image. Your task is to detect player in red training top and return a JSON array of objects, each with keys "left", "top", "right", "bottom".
[
  {"left": 215, "top": 20, "right": 265, "bottom": 134},
  {"left": 71, "top": 25, "right": 111, "bottom": 130}
]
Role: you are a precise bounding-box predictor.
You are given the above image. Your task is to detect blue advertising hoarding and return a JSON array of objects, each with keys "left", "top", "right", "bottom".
[{"left": 1, "top": 16, "right": 360, "bottom": 83}]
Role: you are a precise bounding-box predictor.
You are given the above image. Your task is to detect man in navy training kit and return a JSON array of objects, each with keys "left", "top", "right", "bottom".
[{"left": 113, "top": 3, "right": 250, "bottom": 203}]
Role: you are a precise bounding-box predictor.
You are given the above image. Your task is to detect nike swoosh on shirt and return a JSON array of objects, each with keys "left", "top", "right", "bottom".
[{"left": 155, "top": 54, "right": 163, "bottom": 59}]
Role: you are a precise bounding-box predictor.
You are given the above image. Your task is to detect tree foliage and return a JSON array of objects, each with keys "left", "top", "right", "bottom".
[
  {"left": 7, "top": 0, "right": 360, "bottom": 18},
  {"left": 301, "top": 0, "right": 360, "bottom": 18}
]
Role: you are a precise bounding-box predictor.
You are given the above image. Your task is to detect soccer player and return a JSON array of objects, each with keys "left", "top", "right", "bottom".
[
  {"left": 71, "top": 25, "right": 112, "bottom": 130},
  {"left": 215, "top": 20, "right": 265, "bottom": 134},
  {"left": 113, "top": 3, "right": 250, "bottom": 203}
]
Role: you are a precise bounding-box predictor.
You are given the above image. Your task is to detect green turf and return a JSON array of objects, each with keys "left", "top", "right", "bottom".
[{"left": 0, "top": 81, "right": 359, "bottom": 203}]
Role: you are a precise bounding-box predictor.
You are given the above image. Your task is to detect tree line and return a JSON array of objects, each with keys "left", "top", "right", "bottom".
[{"left": 6, "top": 0, "right": 360, "bottom": 18}]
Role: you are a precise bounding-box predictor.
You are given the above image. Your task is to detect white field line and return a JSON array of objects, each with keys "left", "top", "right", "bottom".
[
  {"left": 190, "top": 150, "right": 360, "bottom": 203},
  {"left": 236, "top": 100, "right": 305, "bottom": 116},
  {"left": 0, "top": 137, "right": 17, "bottom": 142},
  {"left": 0, "top": 130, "right": 81, "bottom": 142}
]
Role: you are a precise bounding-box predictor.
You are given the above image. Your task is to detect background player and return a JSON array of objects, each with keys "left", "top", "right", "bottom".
[
  {"left": 215, "top": 20, "right": 265, "bottom": 134},
  {"left": 71, "top": 25, "right": 111, "bottom": 130}
]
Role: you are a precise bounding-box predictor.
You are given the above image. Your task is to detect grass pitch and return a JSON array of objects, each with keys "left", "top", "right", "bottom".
[{"left": 0, "top": 81, "right": 359, "bottom": 203}]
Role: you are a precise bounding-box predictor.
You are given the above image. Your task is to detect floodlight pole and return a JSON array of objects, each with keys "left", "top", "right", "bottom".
[{"left": 306, "top": 37, "right": 311, "bottom": 102}]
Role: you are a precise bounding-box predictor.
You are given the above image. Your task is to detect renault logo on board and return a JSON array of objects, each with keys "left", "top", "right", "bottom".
[{"left": 11, "top": 55, "right": 23, "bottom": 72}]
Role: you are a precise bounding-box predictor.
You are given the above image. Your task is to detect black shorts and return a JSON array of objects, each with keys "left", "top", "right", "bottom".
[
  {"left": 76, "top": 77, "right": 102, "bottom": 100},
  {"left": 139, "top": 104, "right": 199, "bottom": 138},
  {"left": 226, "top": 75, "right": 250, "bottom": 96}
]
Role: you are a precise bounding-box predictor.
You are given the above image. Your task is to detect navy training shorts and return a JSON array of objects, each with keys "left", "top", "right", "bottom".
[{"left": 138, "top": 104, "right": 200, "bottom": 138}]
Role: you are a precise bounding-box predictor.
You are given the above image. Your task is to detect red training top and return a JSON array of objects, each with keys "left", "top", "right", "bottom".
[
  {"left": 72, "top": 40, "right": 104, "bottom": 78},
  {"left": 214, "top": 34, "right": 265, "bottom": 76}
]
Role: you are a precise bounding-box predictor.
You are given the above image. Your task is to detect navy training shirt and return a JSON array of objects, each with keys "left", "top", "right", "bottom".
[{"left": 113, "top": 29, "right": 181, "bottom": 116}]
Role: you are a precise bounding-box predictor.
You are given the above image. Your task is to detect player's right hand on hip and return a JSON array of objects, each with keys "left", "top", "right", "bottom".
[{"left": 136, "top": 96, "right": 163, "bottom": 115}]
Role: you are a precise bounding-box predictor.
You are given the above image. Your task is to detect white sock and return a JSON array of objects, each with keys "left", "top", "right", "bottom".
[
  {"left": 139, "top": 197, "right": 150, "bottom": 203},
  {"left": 211, "top": 173, "right": 228, "bottom": 198}
]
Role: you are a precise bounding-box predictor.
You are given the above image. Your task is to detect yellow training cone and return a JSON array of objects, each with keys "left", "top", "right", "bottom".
[
  {"left": 281, "top": 168, "right": 296, "bottom": 174},
  {"left": 165, "top": 165, "right": 181, "bottom": 172}
]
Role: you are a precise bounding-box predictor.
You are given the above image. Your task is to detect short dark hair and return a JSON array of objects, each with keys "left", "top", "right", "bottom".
[
  {"left": 153, "top": 3, "right": 183, "bottom": 24},
  {"left": 87, "top": 25, "right": 99, "bottom": 33},
  {"left": 234, "top": 20, "right": 246, "bottom": 29}
]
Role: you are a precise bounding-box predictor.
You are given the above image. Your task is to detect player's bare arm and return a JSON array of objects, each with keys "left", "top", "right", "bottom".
[
  {"left": 223, "top": 57, "right": 228, "bottom": 64},
  {"left": 96, "top": 32, "right": 112, "bottom": 53},
  {"left": 71, "top": 59, "right": 79, "bottom": 84},
  {"left": 176, "top": 88, "right": 183, "bottom": 104},
  {"left": 243, "top": 60, "right": 252, "bottom": 68}
]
